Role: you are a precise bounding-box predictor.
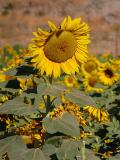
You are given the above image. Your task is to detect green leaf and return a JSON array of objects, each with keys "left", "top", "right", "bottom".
[
  {"left": 0, "top": 136, "right": 26, "bottom": 158},
  {"left": 43, "top": 117, "right": 56, "bottom": 134},
  {"left": 56, "top": 139, "right": 81, "bottom": 160},
  {"left": 44, "top": 136, "right": 63, "bottom": 147},
  {"left": 0, "top": 136, "right": 48, "bottom": 160},
  {"left": 37, "top": 82, "right": 67, "bottom": 106},
  {"left": 37, "top": 82, "right": 66, "bottom": 97},
  {"left": 43, "top": 113, "right": 80, "bottom": 137},
  {"left": 0, "top": 96, "right": 38, "bottom": 115},
  {"left": 109, "top": 154, "right": 120, "bottom": 160},
  {"left": 66, "top": 89, "right": 96, "bottom": 107},
  {"left": 16, "top": 148, "right": 47, "bottom": 160},
  {"left": 106, "top": 117, "right": 120, "bottom": 136},
  {"left": 0, "top": 81, "right": 9, "bottom": 88},
  {"left": 4, "top": 67, "right": 17, "bottom": 76},
  {"left": 42, "top": 143, "right": 56, "bottom": 157}
]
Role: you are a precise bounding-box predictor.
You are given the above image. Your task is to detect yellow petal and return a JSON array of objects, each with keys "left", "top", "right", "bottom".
[
  {"left": 48, "top": 21, "right": 57, "bottom": 31},
  {"left": 53, "top": 63, "right": 61, "bottom": 78},
  {"left": 60, "top": 17, "right": 67, "bottom": 29}
]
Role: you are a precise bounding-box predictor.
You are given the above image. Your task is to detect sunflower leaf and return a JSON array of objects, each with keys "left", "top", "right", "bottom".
[
  {"left": 43, "top": 112, "right": 80, "bottom": 137},
  {"left": 56, "top": 139, "right": 81, "bottom": 160},
  {"left": 66, "top": 89, "right": 96, "bottom": 107},
  {"left": 0, "top": 136, "right": 26, "bottom": 158},
  {"left": 0, "top": 95, "right": 38, "bottom": 115},
  {"left": 0, "top": 135, "right": 48, "bottom": 160}
]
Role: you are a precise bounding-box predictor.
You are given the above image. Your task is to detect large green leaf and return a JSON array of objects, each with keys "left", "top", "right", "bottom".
[
  {"left": 43, "top": 113, "right": 80, "bottom": 137},
  {"left": 106, "top": 117, "right": 120, "bottom": 137},
  {"left": 65, "top": 89, "right": 96, "bottom": 107},
  {"left": 56, "top": 139, "right": 81, "bottom": 160},
  {"left": 0, "top": 96, "right": 38, "bottom": 115},
  {"left": 109, "top": 154, "right": 120, "bottom": 160},
  {"left": 16, "top": 148, "right": 48, "bottom": 160},
  {"left": 37, "top": 82, "right": 66, "bottom": 96},
  {"left": 37, "top": 82, "right": 67, "bottom": 106},
  {"left": 0, "top": 136, "right": 48, "bottom": 160},
  {"left": 42, "top": 143, "right": 56, "bottom": 157},
  {"left": 0, "top": 136, "right": 26, "bottom": 159}
]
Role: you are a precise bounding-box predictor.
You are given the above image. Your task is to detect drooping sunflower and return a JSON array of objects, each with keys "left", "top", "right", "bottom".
[
  {"left": 81, "top": 56, "right": 100, "bottom": 76},
  {"left": 98, "top": 62, "right": 119, "bottom": 86},
  {"left": 84, "top": 106, "right": 110, "bottom": 122},
  {"left": 28, "top": 16, "right": 90, "bottom": 78},
  {"left": 83, "top": 73, "right": 103, "bottom": 93}
]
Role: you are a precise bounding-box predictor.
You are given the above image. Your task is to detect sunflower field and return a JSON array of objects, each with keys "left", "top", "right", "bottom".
[{"left": 0, "top": 17, "right": 120, "bottom": 160}]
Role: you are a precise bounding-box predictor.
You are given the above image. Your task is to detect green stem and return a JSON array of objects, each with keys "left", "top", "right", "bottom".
[
  {"left": 81, "top": 140, "right": 86, "bottom": 160},
  {"left": 48, "top": 76, "right": 53, "bottom": 84}
]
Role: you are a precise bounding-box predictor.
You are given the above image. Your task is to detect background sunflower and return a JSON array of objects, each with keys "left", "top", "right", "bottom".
[{"left": 98, "top": 62, "right": 119, "bottom": 86}]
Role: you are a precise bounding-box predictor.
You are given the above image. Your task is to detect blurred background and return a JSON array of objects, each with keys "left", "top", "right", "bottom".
[{"left": 0, "top": 0, "right": 120, "bottom": 55}]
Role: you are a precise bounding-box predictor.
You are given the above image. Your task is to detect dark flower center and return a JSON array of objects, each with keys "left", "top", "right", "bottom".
[
  {"left": 44, "top": 31, "right": 77, "bottom": 63},
  {"left": 104, "top": 69, "right": 114, "bottom": 78}
]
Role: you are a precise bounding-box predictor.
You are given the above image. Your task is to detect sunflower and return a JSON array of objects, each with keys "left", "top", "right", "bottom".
[
  {"left": 83, "top": 73, "right": 103, "bottom": 93},
  {"left": 84, "top": 106, "right": 110, "bottom": 122},
  {"left": 98, "top": 62, "right": 119, "bottom": 86},
  {"left": 110, "top": 59, "right": 120, "bottom": 71},
  {"left": 64, "top": 74, "right": 77, "bottom": 87},
  {"left": 16, "top": 121, "right": 45, "bottom": 145},
  {"left": 50, "top": 102, "right": 86, "bottom": 125},
  {"left": 81, "top": 56, "right": 100, "bottom": 76},
  {"left": 28, "top": 16, "right": 90, "bottom": 78}
]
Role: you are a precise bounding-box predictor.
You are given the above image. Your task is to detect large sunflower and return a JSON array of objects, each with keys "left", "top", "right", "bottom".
[
  {"left": 98, "top": 62, "right": 119, "bottom": 86},
  {"left": 28, "top": 16, "right": 90, "bottom": 78}
]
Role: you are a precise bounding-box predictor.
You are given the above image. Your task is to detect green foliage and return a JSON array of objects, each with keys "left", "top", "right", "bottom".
[
  {"left": 0, "top": 136, "right": 47, "bottom": 160},
  {"left": 0, "top": 50, "right": 120, "bottom": 160},
  {"left": 56, "top": 139, "right": 81, "bottom": 160},
  {"left": 43, "top": 113, "right": 80, "bottom": 137},
  {"left": 65, "top": 88, "right": 96, "bottom": 107}
]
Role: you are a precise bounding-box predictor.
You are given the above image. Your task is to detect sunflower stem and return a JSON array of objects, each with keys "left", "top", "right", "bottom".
[
  {"left": 49, "top": 76, "right": 53, "bottom": 84},
  {"left": 81, "top": 140, "right": 86, "bottom": 160}
]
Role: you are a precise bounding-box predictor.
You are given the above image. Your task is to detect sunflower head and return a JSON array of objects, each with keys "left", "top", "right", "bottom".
[
  {"left": 84, "top": 106, "right": 110, "bottom": 122},
  {"left": 28, "top": 16, "right": 90, "bottom": 78},
  {"left": 44, "top": 31, "right": 77, "bottom": 63},
  {"left": 99, "top": 63, "right": 119, "bottom": 86},
  {"left": 81, "top": 56, "right": 100, "bottom": 76},
  {"left": 104, "top": 68, "right": 114, "bottom": 78},
  {"left": 83, "top": 73, "right": 103, "bottom": 93},
  {"left": 110, "top": 59, "right": 120, "bottom": 71},
  {"left": 64, "top": 75, "right": 77, "bottom": 87}
]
